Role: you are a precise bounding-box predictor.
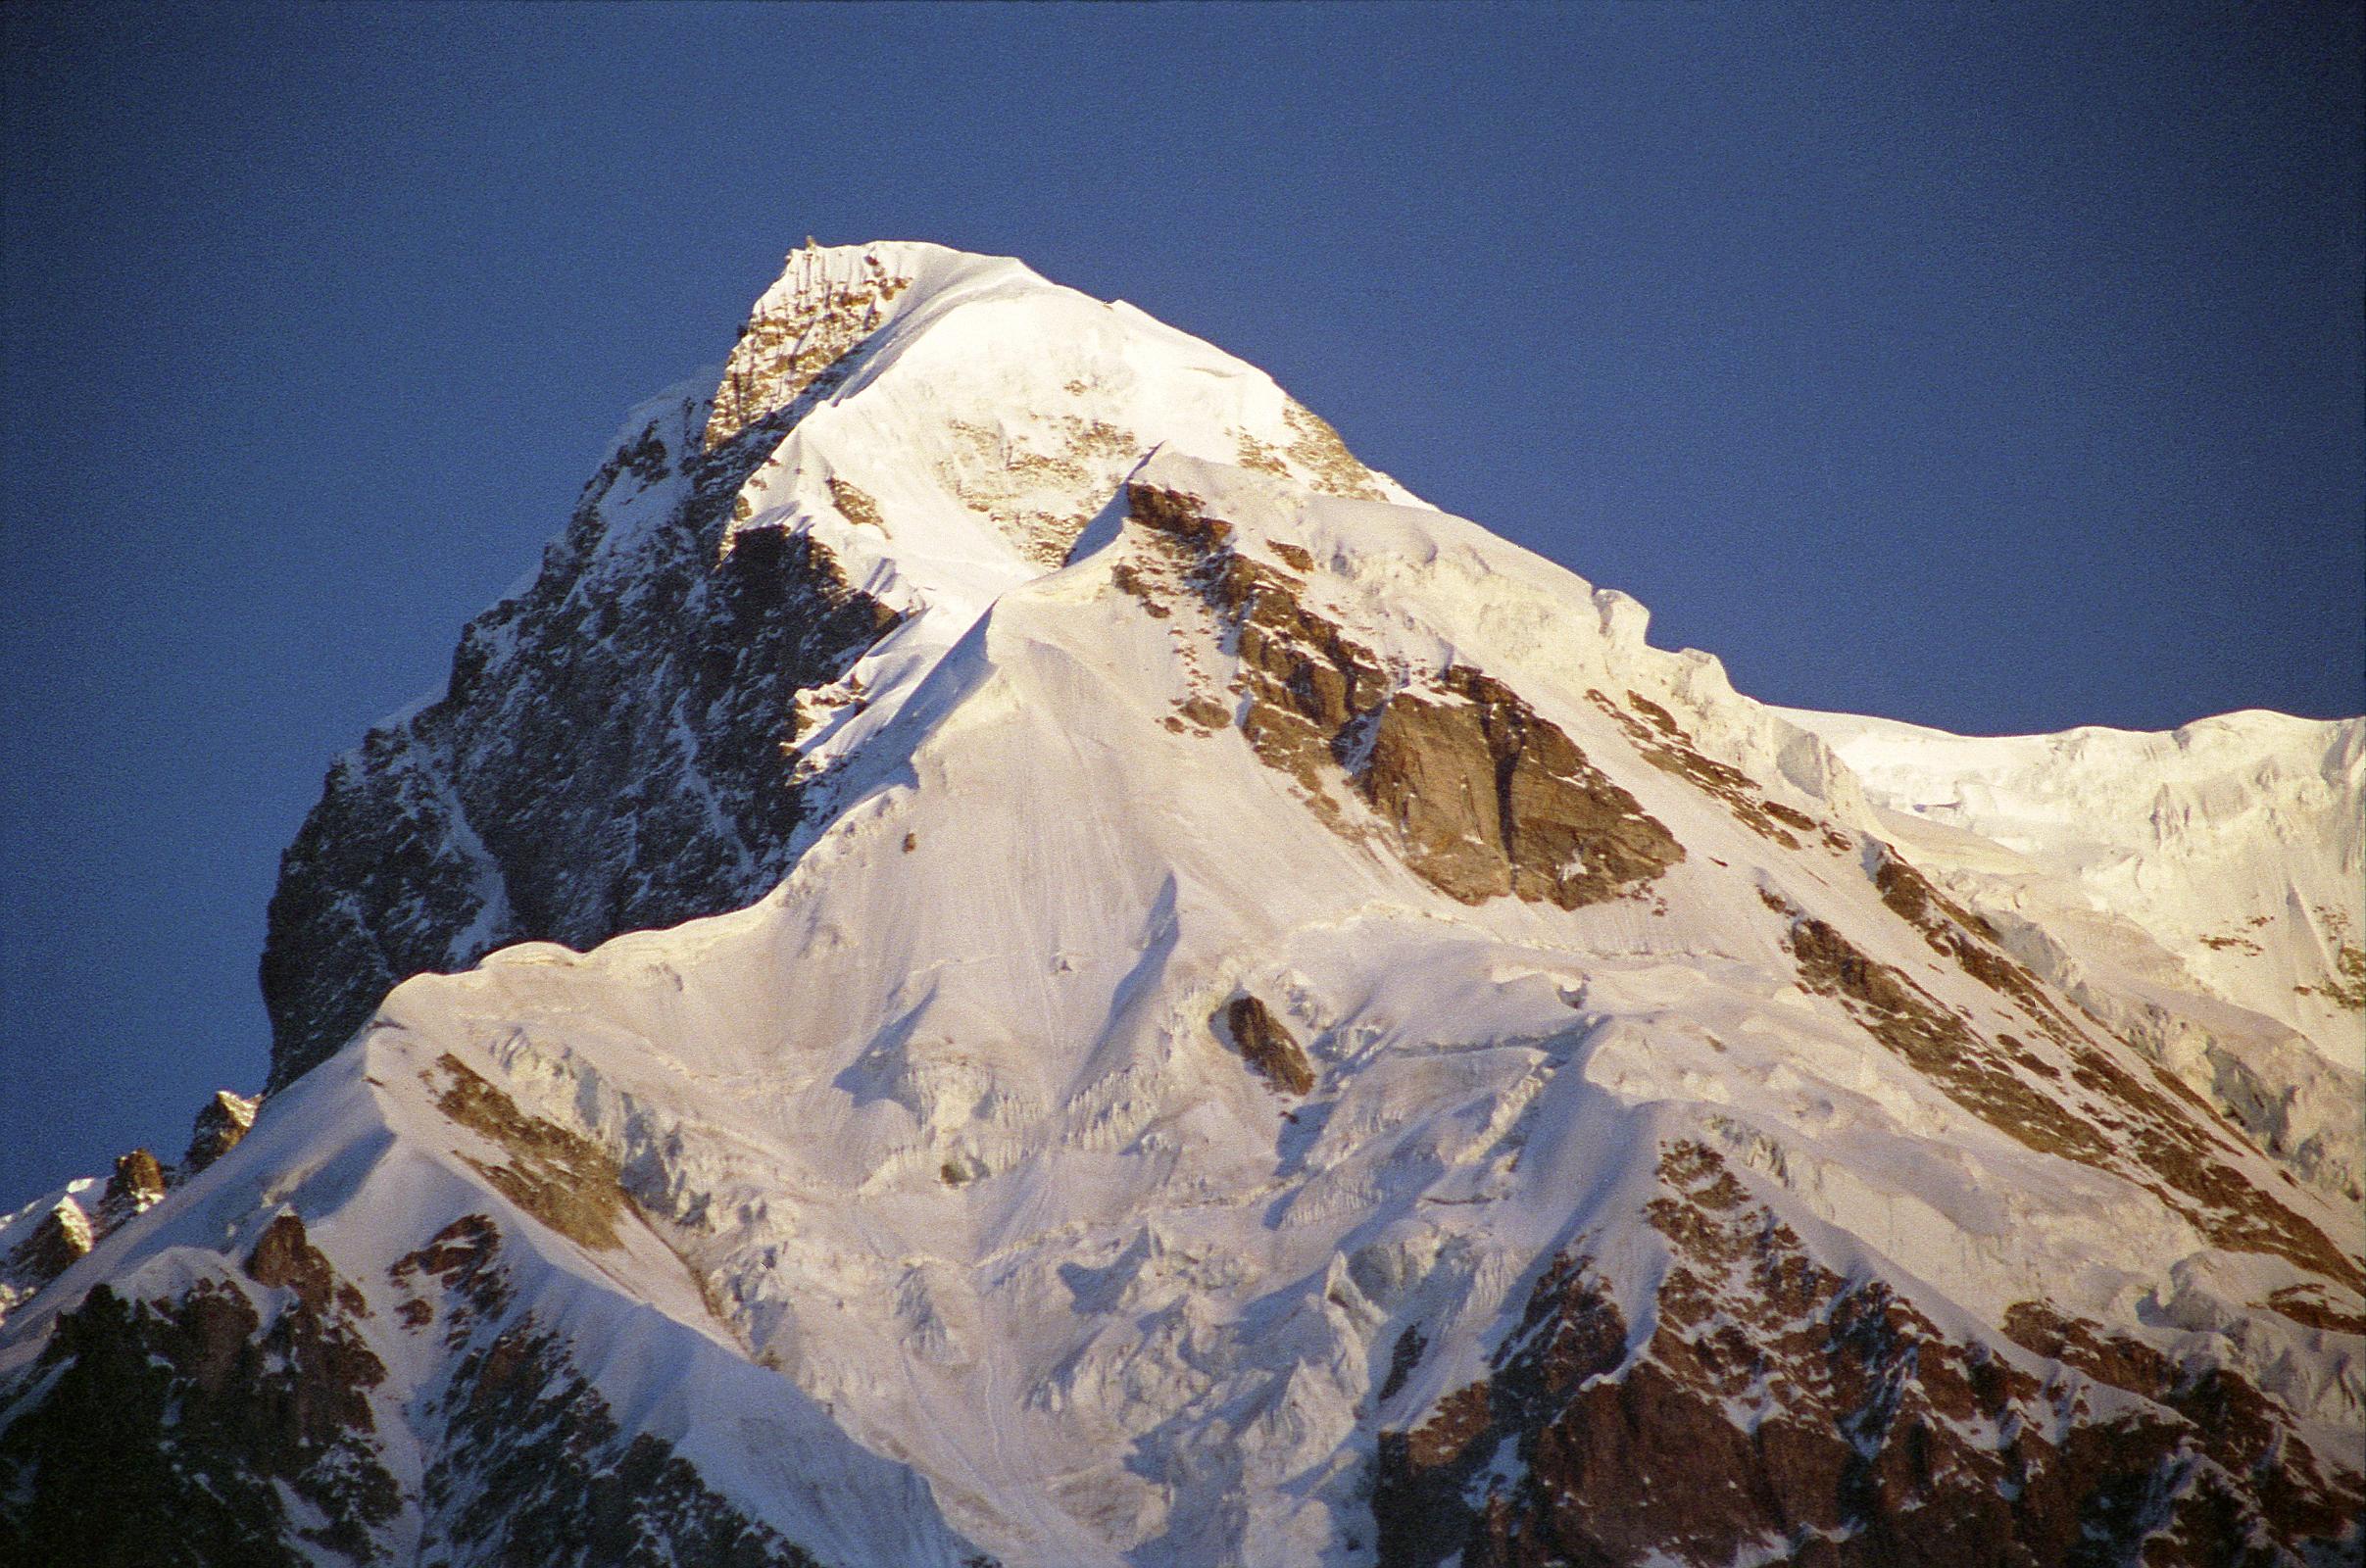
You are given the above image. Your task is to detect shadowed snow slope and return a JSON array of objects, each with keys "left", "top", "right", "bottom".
[{"left": 4, "top": 243, "right": 2359, "bottom": 1568}]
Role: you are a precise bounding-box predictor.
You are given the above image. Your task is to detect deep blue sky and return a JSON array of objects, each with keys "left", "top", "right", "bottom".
[{"left": 3, "top": 3, "right": 2359, "bottom": 1202}]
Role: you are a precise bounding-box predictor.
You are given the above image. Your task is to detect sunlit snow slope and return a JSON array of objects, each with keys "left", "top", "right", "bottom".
[
  {"left": 1782, "top": 707, "right": 2365, "bottom": 1202},
  {"left": 4, "top": 242, "right": 2358, "bottom": 1568}
]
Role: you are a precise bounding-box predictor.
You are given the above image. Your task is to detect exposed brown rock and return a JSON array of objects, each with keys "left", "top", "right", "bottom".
[
  {"left": 2259, "top": 1284, "right": 2366, "bottom": 1336},
  {"left": 1124, "top": 486, "right": 1683, "bottom": 911},
  {"left": 98, "top": 1149, "right": 166, "bottom": 1228},
  {"left": 1232, "top": 404, "right": 1389, "bottom": 500},
  {"left": 1220, "top": 995, "right": 1315, "bottom": 1096},
  {"left": 390, "top": 1213, "right": 513, "bottom": 1348},
  {"left": 1281, "top": 401, "right": 1387, "bottom": 501},
  {"left": 2071, "top": 1035, "right": 2361, "bottom": 1287},
  {"left": 1868, "top": 844, "right": 2093, "bottom": 1046},
  {"left": 428, "top": 1054, "right": 627, "bottom": 1250},
  {"left": 1177, "top": 694, "right": 1232, "bottom": 732},
  {"left": 183, "top": 1089, "right": 258, "bottom": 1174},
  {"left": 1124, "top": 482, "right": 1380, "bottom": 823},
  {"left": 1123, "top": 484, "right": 1231, "bottom": 555},
  {"left": 1366, "top": 669, "right": 1686, "bottom": 910},
  {"left": 1375, "top": 1142, "right": 2361, "bottom": 1568},
  {"left": 1359, "top": 692, "right": 1509, "bottom": 901},
  {"left": 1589, "top": 689, "right": 1813, "bottom": 849},
  {"left": 1999, "top": 1299, "right": 2360, "bottom": 1555},
  {"left": 2295, "top": 941, "right": 2366, "bottom": 1010},
  {"left": 6, "top": 1198, "right": 92, "bottom": 1290},
  {"left": 1269, "top": 540, "right": 1316, "bottom": 572},
  {"left": 2000, "top": 1300, "right": 2174, "bottom": 1394},
  {"left": 1789, "top": 917, "right": 2359, "bottom": 1289},
  {"left": 1854, "top": 846, "right": 2357, "bottom": 1281},
  {"left": 246, "top": 1213, "right": 340, "bottom": 1315},
  {"left": 1791, "top": 915, "right": 2111, "bottom": 1163},
  {"left": 706, "top": 246, "right": 911, "bottom": 450},
  {"left": 1113, "top": 566, "right": 1169, "bottom": 615},
  {"left": 826, "top": 475, "right": 885, "bottom": 530}
]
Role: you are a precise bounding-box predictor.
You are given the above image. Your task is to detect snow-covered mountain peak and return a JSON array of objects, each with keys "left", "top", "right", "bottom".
[
  {"left": 709, "top": 240, "right": 1416, "bottom": 599},
  {"left": 704, "top": 240, "right": 1034, "bottom": 450},
  {"left": 5, "top": 243, "right": 2358, "bottom": 1568}
]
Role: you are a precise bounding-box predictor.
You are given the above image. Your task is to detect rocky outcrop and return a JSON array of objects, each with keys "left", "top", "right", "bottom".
[
  {"left": 97, "top": 1149, "right": 165, "bottom": 1229},
  {"left": 426, "top": 1053, "right": 628, "bottom": 1251},
  {"left": 706, "top": 241, "right": 912, "bottom": 451},
  {"left": 1218, "top": 995, "right": 1314, "bottom": 1095},
  {"left": 1232, "top": 402, "right": 1390, "bottom": 503},
  {"left": 0, "top": 1216, "right": 398, "bottom": 1566},
  {"left": 1123, "top": 483, "right": 1685, "bottom": 910},
  {"left": 3, "top": 1198, "right": 91, "bottom": 1298},
  {"left": 1363, "top": 667, "right": 1685, "bottom": 908},
  {"left": 183, "top": 1089, "right": 258, "bottom": 1174},
  {"left": 1, "top": 1095, "right": 263, "bottom": 1328},
  {"left": 1784, "top": 706, "right": 2366, "bottom": 1206},
  {"left": 261, "top": 393, "right": 900, "bottom": 1090},
  {"left": 1592, "top": 688, "right": 1830, "bottom": 850},
  {"left": 0, "top": 1206, "right": 840, "bottom": 1568},
  {"left": 389, "top": 1215, "right": 830, "bottom": 1568},
  {"left": 1788, "top": 913, "right": 2358, "bottom": 1288},
  {"left": 1373, "top": 1142, "right": 2361, "bottom": 1568}
]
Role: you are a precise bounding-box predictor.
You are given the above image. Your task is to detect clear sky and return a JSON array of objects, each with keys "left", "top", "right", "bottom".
[{"left": 3, "top": 3, "right": 2359, "bottom": 1202}]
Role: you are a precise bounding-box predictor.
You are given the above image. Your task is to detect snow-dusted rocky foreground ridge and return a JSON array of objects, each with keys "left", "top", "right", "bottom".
[{"left": 4, "top": 241, "right": 2361, "bottom": 1568}]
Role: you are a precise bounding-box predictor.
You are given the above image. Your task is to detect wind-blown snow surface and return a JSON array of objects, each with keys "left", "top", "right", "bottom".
[{"left": 4, "top": 243, "right": 2359, "bottom": 1567}]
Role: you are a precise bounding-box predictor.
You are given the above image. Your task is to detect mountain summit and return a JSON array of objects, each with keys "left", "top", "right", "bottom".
[{"left": 4, "top": 242, "right": 2359, "bottom": 1567}]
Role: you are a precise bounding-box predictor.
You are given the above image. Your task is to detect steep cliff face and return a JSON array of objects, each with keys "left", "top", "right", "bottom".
[
  {"left": 5, "top": 243, "right": 2357, "bottom": 1568},
  {"left": 259, "top": 386, "right": 900, "bottom": 1091}
]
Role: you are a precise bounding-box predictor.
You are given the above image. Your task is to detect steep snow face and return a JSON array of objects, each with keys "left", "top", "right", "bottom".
[{"left": 8, "top": 244, "right": 2361, "bottom": 1568}]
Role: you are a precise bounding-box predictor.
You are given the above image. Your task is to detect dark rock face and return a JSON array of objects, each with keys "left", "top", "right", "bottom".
[
  {"left": 390, "top": 1214, "right": 826, "bottom": 1568},
  {"left": 0, "top": 1210, "right": 845, "bottom": 1566},
  {"left": 1373, "top": 1142, "right": 2361, "bottom": 1568},
  {"left": 0, "top": 1219, "right": 397, "bottom": 1566},
  {"left": 261, "top": 397, "right": 900, "bottom": 1090}
]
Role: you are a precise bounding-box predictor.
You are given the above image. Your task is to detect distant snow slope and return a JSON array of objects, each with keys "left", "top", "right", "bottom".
[
  {"left": 5, "top": 243, "right": 2358, "bottom": 1568},
  {"left": 1783, "top": 706, "right": 2365, "bottom": 1201}
]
